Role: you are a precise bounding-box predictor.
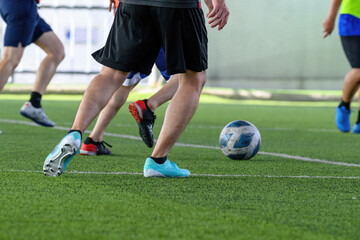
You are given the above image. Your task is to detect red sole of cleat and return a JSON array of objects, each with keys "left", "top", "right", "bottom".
[{"left": 129, "top": 103, "right": 141, "bottom": 123}]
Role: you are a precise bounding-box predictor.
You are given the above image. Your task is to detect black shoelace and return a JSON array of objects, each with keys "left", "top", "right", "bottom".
[{"left": 101, "top": 141, "right": 112, "bottom": 148}]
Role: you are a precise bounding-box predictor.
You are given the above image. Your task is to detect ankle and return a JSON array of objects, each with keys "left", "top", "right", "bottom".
[
  {"left": 339, "top": 100, "right": 350, "bottom": 110},
  {"left": 143, "top": 99, "right": 155, "bottom": 113}
]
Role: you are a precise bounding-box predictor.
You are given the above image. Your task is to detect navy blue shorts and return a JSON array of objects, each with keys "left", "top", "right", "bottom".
[{"left": 0, "top": 0, "right": 52, "bottom": 47}]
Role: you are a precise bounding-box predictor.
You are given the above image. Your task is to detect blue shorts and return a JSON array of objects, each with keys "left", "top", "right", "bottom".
[
  {"left": 123, "top": 47, "right": 171, "bottom": 86},
  {"left": 0, "top": 0, "right": 52, "bottom": 47},
  {"left": 339, "top": 14, "right": 360, "bottom": 36}
]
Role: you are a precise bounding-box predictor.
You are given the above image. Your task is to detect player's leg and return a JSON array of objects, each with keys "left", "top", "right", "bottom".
[
  {"left": 80, "top": 84, "right": 136, "bottom": 155},
  {"left": 336, "top": 69, "right": 360, "bottom": 132},
  {"left": 44, "top": 66, "right": 129, "bottom": 176},
  {"left": 17, "top": 15, "right": 64, "bottom": 127},
  {"left": 129, "top": 75, "right": 179, "bottom": 147},
  {"left": 43, "top": 3, "right": 159, "bottom": 176},
  {"left": 353, "top": 86, "right": 360, "bottom": 133},
  {"left": 33, "top": 31, "right": 65, "bottom": 95},
  {"left": 71, "top": 67, "right": 129, "bottom": 134},
  {"left": 337, "top": 36, "right": 360, "bottom": 132},
  {"left": 152, "top": 71, "right": 205, "bottom": 156},
  {"left": 144, "top": 71, "right": 205, "bottom": 177},
  {"left": 143, "top": 7, "right": 208, "bottom": 177},
  {"left": 147, "top": 75, "right": 179, "bottom": 111},
  {"left": 129, "top": 48, "right": 178, "bottom": 147},
  {"left": 0, "top": 45, "right": 24, "bottom": 91},
  {"left": 147, "top": 47, "right": 178, "bottom": 112},
  {"left": 0, "top": 0, "right": 34, "bottom": 91},
  {"left": 20, "top": 31, "right": 65, "bottom": 127},
  {"left": 0, "top": 47, "right": 23, "bottom": 136}
]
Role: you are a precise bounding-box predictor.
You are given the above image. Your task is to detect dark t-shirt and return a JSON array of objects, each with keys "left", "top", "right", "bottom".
[{"left": 120, "top": 0, "right": 200, "bottom": 8}]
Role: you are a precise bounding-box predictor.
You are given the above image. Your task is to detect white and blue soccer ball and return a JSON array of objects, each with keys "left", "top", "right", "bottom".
[{"left": 219, "top": 120, "right": 261, "bottom": 160}]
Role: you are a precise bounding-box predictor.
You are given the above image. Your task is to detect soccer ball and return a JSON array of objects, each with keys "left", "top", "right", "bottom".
[{"left": 219, "top": 120, "right": 261, "bottom": 160}]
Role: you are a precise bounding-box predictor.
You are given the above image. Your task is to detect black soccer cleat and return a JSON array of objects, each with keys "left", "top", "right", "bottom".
[
  {"left": 80, "top": 138, "right": 113, "bottom": 155},
  {"left": 129, "top": 99, "right": 156, "bottom": 148}
]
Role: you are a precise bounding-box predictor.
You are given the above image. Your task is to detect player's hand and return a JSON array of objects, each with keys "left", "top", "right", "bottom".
[
  {"left": 322, "top": 16, "right": 335, "bottom": 38},
  {"left": 206, "top": 0, "right": 229, "bottom": 31}
]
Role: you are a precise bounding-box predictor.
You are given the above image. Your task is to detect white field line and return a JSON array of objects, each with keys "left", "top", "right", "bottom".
[
  {"left": 112, "top": 123, "right": 339, "bottom": 133},
  {"left": 173, "top": 143, "right": 360, "bottom": 167},
  {"left": 2, "top": 169, "right": 360, "bottom": 179},
  {"left": 1, "top": 118, "right": 360, "bottom": 168}
]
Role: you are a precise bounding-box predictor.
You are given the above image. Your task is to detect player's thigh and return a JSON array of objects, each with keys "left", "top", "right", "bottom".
[
  {"left": 181, "top": 70, "right": 206, "bottom": 87},
  {"left": 34, "top": 30, "right": 64, "bottom": 58},
  {"left": 1, "top": 46, "right": 25, "bottom": 66}
]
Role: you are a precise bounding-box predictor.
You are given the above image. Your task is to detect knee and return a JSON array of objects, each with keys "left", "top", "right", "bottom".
[
  {"left": 53, "top": 46, "right": 65, "bottom": 64},
  {"left": 188, "top": 71, "right": 207, "bottom": 92},
  {"left": 353, "top": 69, "right": 360, "bottom": 80},
  {"left": 57, "top": 48, "right": 65, "bottom": 63},
  {"left": 197, "top": 72, "right": 207, "bottom": 88},
  {"left": 49, "top": 44, "right": 65, "bottom": 64},
  {"left": 100, "top": 67, "right": 129, "bottom": 86}
]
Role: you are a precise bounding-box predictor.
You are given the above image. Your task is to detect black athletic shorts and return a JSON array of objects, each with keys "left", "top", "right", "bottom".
[
  {"left": 92, "top": 3, "right": 208, "bottom": 76},
  {"left": 341, "top": 36, "right": 360, "bottom": 68}
]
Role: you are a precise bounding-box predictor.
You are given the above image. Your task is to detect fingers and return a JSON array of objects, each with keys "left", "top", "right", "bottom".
[
  {"left": 322, "top": 26, "right": 332, "bottom": 38},
  {"left": 207, "top": 7, "right": 213, "bottom": 18},
  {"left": 323, "top": 30, "right": 331, "bottom": 38},
  {"left": 207, "top": 4, "right": 229, "bottom": 31},
  {"left": 109, "top": 0, "right": 115, "bottom": 12},
  {"left": 207, "top": 7, "right": 217, "bottom": 19}
]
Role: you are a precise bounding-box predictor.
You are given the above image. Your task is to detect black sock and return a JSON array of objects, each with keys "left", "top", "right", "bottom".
[
  {"left": 357, "top": 111, "right": 360, "bottom": 124},
  {"left": 84, "top": 137, "right": 102, "bottom": 146},
  {"left": 84, "top": 137, "right": 95, "bottom": 145},
  {"left": 30, "top": 91, "right": 42, "bottom": 108},
  {"left": 339, "top": 100, "right": 350, "bottom": 111},
  {"left": 67, "top": 129, "right": 82, "bottom": 140},
  {"left": 151, "top": 155, "right": 167, "bottom": 164}
]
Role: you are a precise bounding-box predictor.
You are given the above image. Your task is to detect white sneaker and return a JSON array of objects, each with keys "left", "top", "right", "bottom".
[{"left": 20, "top": 102, "right": 55, "bottom": 127}]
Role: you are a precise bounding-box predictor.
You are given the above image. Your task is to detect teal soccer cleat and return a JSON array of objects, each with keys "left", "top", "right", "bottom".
[
  {"left": 336, "top": 106, "right": 351, "bottom": 132},
  {"left": 143, "top": 158, "right": 190, "bottom": 178},
  {"left": 353, "top": 122, "right": 360, "bottom": 134},
  {"left": 43, "top": 132, "right": 81, "bottom": 177}
]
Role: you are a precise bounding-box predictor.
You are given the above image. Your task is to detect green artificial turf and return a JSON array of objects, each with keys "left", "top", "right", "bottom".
[{"left": 0, "top": 93, "right": 359, "bottom": 240}]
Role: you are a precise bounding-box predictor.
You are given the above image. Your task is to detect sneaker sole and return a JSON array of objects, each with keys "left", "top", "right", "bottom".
[
  {"left": 79, "top": 150, "right": 97, "bottom": 156},
  {"left": 129, "top": 102, "right": 154, "bottom": 148},
  {"left": 144, "top": 168, "right": 190, "bottom": 178},
  {"left": 20, "top": 111, "right": 55, "bottom": 127},
  {"left": 144, "top": 169, "right": 166, "bottom": 177},
  {"left": 129, "top": 102, "right": 142, "bottom": 123},
  {"left": 43, "top": 144, "right": 77, "bottom": 177}
]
